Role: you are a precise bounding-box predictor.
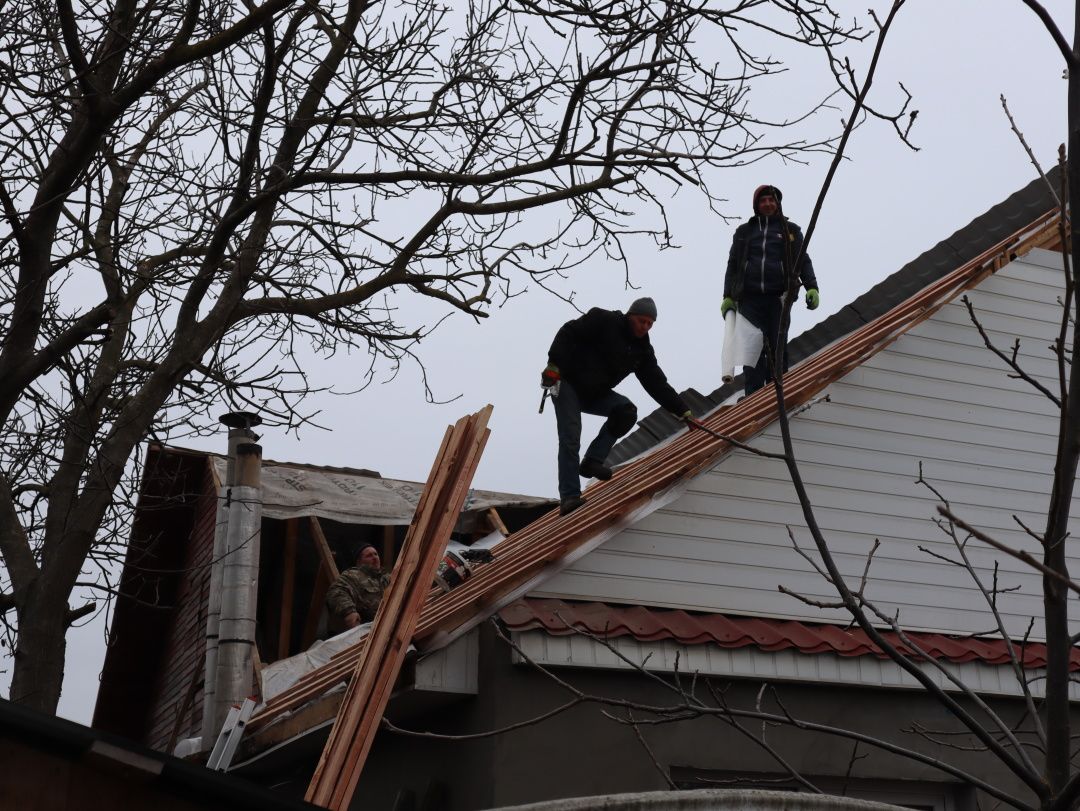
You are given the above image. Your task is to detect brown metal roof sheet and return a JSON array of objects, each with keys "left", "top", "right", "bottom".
[{"left": 499, "top": 598, "right": 1080, "bottom": 670}]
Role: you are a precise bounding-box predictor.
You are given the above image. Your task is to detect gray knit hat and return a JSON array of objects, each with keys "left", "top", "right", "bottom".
[{"left": 627, "top": 297, "right": 658, "bottom": 320}]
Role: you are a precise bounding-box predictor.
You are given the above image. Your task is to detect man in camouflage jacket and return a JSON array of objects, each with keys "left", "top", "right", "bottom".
[{"left": 326, "top": 543, "right": 391, "bottom": 631}]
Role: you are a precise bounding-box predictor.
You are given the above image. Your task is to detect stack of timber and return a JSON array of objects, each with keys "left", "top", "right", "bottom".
[
  {"left": 247, "top": 208, "right": 1061, "bottom": 740},
  {"left": 304, "top": 405, "right": 492, "bottom": 810}
]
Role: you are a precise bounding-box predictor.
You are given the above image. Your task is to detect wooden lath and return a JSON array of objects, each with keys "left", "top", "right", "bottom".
[
  {"left": 304, "top": 405, "right": 492, "bottom": 810},
  {"left": 247, "top": 207, "right": 1062, "bottom": 738}
]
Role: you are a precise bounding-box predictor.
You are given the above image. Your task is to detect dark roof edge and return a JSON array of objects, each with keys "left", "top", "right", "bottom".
[
  {"left": 609, "top": 167, "right": 1062, "bottom": 465},
  {"left": 3, "top": 698, "right": 319, "bottom": 810}
]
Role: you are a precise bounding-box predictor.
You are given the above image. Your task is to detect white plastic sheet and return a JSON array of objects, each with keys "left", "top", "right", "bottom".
[{"left": 720, "top": 308, "right": 765, "bottom": 382}]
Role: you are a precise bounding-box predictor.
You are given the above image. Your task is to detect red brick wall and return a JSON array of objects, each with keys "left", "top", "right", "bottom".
[{"left": 144, "top": 464, "right": 217, "bottom": 752}]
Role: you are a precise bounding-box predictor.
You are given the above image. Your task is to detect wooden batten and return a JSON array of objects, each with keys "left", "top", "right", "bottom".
[
  {"left": 486, "top": 507, "right": 509, "bottom": 537},
  {"left": 304, "top": 406, "right": 493, "bottom": 811},
  {"left": 278, "top": 519, "right": 299, "bottom": 661}
]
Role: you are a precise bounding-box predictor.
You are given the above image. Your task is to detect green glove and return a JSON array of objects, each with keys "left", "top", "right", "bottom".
[
  {"left": 805, "top": 288, "right": 820, "bottom": 310},
  {"left": 721, "top": 297, "right": 735, "bottom": 317}
]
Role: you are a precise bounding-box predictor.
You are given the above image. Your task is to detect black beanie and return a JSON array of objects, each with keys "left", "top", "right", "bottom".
[{"left": 627, "top": 297, "right": 658, "bottom": 320}]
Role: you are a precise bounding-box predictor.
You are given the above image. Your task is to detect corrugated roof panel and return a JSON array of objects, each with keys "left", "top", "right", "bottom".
[{"left": 499, "top": 598, "right": 1080, "bottom": 671}]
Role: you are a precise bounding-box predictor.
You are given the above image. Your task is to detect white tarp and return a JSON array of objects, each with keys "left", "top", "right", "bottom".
[{"left": 211, "top": 457, "right": 552, "bottom": 526}]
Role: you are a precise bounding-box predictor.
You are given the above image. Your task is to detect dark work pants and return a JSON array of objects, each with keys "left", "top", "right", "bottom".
[
  {"left": 740, "top": 293, "right": 787, "bottom": 396},
  {"left": 552, "top": 380, "right": 635, "bottom": 499}
]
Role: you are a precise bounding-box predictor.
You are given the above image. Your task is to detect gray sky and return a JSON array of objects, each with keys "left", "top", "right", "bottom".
[{"left": 46, "top": 0, "right": 1075, "bottom": 725}]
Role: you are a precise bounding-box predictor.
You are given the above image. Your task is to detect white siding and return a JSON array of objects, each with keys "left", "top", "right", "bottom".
[{"left": 534, "top": 249, "right": 1080, "bottom": 639}]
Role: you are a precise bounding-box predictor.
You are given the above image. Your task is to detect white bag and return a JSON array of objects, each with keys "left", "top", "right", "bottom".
[{"left": 721, "top": 308, "right": 764, "bottom": 382}]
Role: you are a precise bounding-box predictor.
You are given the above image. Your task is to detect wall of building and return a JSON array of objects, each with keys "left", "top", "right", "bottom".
[
  {"left": 253, "top": 623, "right": 1051, "bottom": 811},
  {"left": 143, "top": 463, "right": 218, "bottom": 751}
]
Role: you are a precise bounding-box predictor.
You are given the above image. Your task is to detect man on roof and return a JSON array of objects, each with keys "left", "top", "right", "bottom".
[
  {"left": 326, "top": 542, "right": 391, "bottom": 632},
  {"left": 542, "top": 297, "right": 693, "bottom": 516},
  {"left": 722, "top": 185, "right": 820, "bottom": 395}
]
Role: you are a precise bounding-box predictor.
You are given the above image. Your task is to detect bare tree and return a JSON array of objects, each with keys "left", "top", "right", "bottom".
[
  {"left": 751, "top": 2, "right": 1080, "bottom": 808},
  {"left": 0, "top": 0, "right": 884, "bottom": 714}
]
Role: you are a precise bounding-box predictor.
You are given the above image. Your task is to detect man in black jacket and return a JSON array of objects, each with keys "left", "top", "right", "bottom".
[
  {"left": 722, "top": 185, "right": 820, "bottom": 395},
  {"left": 542, "top": 298, "right": 691, "bottom": 515}
]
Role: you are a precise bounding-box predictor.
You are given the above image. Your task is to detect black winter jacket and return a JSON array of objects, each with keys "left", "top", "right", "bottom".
[
  {"left": 723, "top": 216, "right": 818, "bottom": 300},
  {"left": 547, "top": 308, "right": 689, "bottom": 415}
]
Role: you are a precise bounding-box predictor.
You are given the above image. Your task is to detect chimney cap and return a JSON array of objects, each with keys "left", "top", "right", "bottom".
[{"left": 218, "top": 411, "right": 263, "bottom": 429}]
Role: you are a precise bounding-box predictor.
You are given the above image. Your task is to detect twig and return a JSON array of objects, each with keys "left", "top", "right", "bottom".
[
  {"left": 1000, "top": 95, "right": 1060, "bottom": 205},
  {"left": 937, "top": 506, "right": 1080, "bottom": 597}
]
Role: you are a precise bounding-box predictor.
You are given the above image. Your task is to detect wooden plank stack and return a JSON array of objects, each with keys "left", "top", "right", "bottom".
[
  {"left": 247, "top": 208, "right": 1061, "bottom": 743},
  {"left": 304, "top": 405, "right": 492, "bottom": 810}
]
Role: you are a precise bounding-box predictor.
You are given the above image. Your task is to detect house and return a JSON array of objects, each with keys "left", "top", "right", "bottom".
[
  {"left": 95, "top": 169, "right": 1079, "bottom": 811},
  {"left": 92, "top": 447, "right": 553, "bottom": 754}
]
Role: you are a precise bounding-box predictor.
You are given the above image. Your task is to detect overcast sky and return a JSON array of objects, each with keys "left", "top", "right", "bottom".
[{"left": 46, "top": 0, "right": 1076, "bottom": 725}]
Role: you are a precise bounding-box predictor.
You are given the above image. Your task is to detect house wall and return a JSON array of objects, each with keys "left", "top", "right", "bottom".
[
  {"left": 314, "top": 623, "right": 1049, "bottom": 810},
  {"left": 535, "top": 248, "right": 1078, "bottom": 640},
  {"left": 143, "top": 464, "right": 218, "bottom": 751}
]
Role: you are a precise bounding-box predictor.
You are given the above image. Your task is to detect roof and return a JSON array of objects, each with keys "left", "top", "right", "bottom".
[
  {"left": 609, "top": 166, "right": 1065, "bottom": 464},
  {"left": 1, "top": 698, "right": 319, "bottom": 811},
  {"left": 159, "top": 443, "right": 554, "bottom": 526},
  {"left": 499, "top": 598, "right": 1080, "bottom": 671},
  {"left": 246, "top": 176, "right": 1064, "bottom": 741}
]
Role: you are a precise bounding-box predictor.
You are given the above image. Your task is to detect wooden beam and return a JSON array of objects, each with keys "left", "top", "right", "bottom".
[
  {"left": 278, "top": 519, "right": 299, "bottom": 660},
  {"left": 486, "top": 507, "right": 508, "bottom": 537},
  {"left": 381, "top": 525, "right": 396, "bottom": 567},
  {"left": 252, "top": 644, "right": 265, "bottom": 704},
  {"left": 306, "top": 406, "right": 492, "bottom": 811},
  {"left": 301, "top": 566, "right": 329, "bottom": 652},
  {"left": 310, "top": 516, "right": 339, "bottom": 580}
]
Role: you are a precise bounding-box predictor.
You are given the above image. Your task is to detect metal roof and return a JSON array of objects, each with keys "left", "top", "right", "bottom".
[
  {"left": 609, "top": 167, "right": 1064, "bottom": 464},
  {"left": 499, "top": 598, "right": 1080, "bottom": 671}
]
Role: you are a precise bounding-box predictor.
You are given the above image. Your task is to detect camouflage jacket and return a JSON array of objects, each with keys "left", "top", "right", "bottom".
[{"left": 326, "top": 565, "right": 391, "bottom": 622}]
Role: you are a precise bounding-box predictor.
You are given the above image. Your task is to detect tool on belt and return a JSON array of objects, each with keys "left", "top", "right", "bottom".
[
  {"left": 539, "top": 379, "right": 560, "bottom": 413},
  {"left": 539, "top": 364, "right": 562, "bottom": 413}
]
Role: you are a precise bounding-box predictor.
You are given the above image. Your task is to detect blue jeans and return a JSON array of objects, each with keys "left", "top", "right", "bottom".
[{"left": 552, "top": 380, "right": 636, "bottom": 499}]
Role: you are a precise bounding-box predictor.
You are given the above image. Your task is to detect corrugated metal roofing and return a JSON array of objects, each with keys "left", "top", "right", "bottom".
[
  {"left": 245, "top": 183, "right": 1063, "bottom": 741},
  {"left": 609, "top": 167, "right": 1065, "bottom": 465},
  {"left": 499, "top": 598, "right": 1080, "bottom": 670}
]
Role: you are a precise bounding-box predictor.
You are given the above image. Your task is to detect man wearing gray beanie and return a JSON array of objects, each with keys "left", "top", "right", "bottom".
[{"left": 542, "top": 298, "right": 692, "bottom": 515}]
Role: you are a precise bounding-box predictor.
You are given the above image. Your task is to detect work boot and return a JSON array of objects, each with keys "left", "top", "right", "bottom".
[
  {"left": 579, "top": 458, "right": 613, "bottom": 481},
  {"left": 560, "top": 495, "right": 587, "bottom": 516}
]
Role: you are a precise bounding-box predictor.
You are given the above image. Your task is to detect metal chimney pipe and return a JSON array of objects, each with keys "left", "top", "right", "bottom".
[
  {"left": 200, "top": 412, "right": 261, "bottom": 750},
  {"left": 211, "top": 440, "right": 263, "bottom": 736}
]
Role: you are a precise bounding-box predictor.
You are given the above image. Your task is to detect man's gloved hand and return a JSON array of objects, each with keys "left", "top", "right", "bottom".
[
  {"left": 681, "top": 410, "right": 703, "bottom": 429},
  {"left": 541, "top": 363, "right": 560, "bottom": 388},
  {"left": 805, "top": 288, "right": 820, "bottom": 310},
  {"left": 721, "top": 297, "right": 735, "bottom": 317}
]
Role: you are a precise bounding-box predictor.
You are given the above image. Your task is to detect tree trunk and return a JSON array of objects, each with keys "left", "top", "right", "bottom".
[
  {"left": 8, "top": 582, "right": 68, "bottom": 714},
  {"left": 1043, "top": 20, "right": 1080, "bottom": 795}
]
